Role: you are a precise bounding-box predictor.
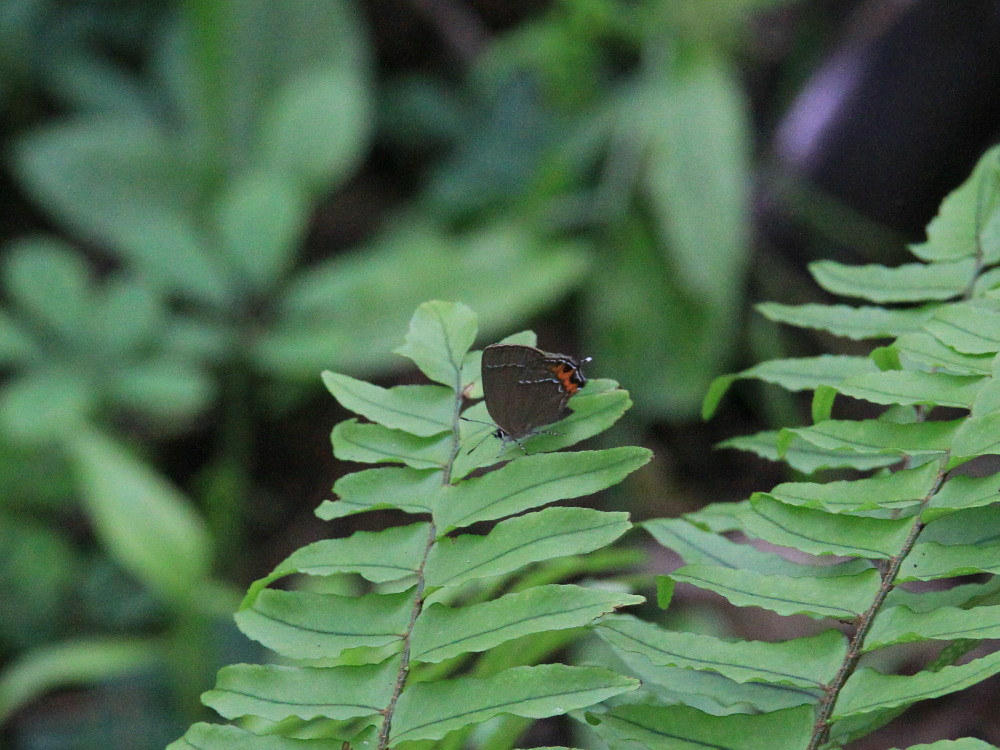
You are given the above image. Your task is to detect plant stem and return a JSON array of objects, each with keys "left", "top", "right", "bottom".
[{"left": 807, "top": 456, "right": 949, "bottom": 749}]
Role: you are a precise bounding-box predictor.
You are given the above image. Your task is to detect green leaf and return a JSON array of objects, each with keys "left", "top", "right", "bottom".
[
  {"left": 836, "top": 371, "right": 984, "bottom": 408},
  {"left": 783, "top": 419, "right": 961, "bottom": 457},
  {"left": 14, "top": 117, "right": 231, "bottom": 305},
  {"left": 316, "top": 466, "right": 441, "bottom": 520},
  {"left": 169, "top": 724, "right": 347, "bottom": 750},
  {"left": 952, "top": 410, "right": 1000, "bottom": 457},
  {"left": 901, "top": 540, "right": 1000, "bottom": 581},
  {"left": 244, "top": 522, "right": 430, "bottom": 600},
  {"left": 260, "top": 64, "right": 372, "bottom": 193},
  {"left": 757, "top": 302, "right": 935, "bottom": 339},
  {"left": 90, "top": 275, "right": 163, "bottom": 357},
  {"left": 923, "top": 302, "right": 1000, "bottom": 355},
  {"left": 589, "top": 703, "right": 814, "bottom": 750},
  {"left": 834, "top": 649, "right": 1000, "bottom": 719},
  {"left": 214, "top": 170, "right": 308, "bottom": 291},
  {"left": 910, "top": 143, "right": 1000, "bottom": 262},
  {"left": 424, "top": 508, "right": 631, "bottom": 588},
  {"left": 331, "top": 419, "right": 452, "bottom": 469},
  {"left": 107, "top": 359, "right": 215, "bottom": 421},
  {"left": 809, "top": 259, "right": 975, "bottom": 302},
  {"left": 924, "top": 472, "right": 1000, "bottom": 522},
  {"left": 235, "top": 588, "right": 415, "bottom": 660},
  {"left": 3, "top": 236, "right": 91, "bottom": 339},
  {"left": 670, "top": 564, "right": 881, "bottom": 619},
  {"left": 703, "top": 356, "right": 879, "bottom": 417},
  {"left": 866, "top": 603, "right": 1000, "bottom": 650},
  {"left": 0, "top": 370, "right": 95, "bottom": 442},
  {"left": 895, "top": 332, "right": 996, "bottom": 376},
  {"left": 720, "top": 430, "right": 898, "bottom": 473},
  {"left": 436, "top": 447, "right": 651, "bottom": 530},
  {"left": 0, "top": 637, "right": 159, "bottom": 724},
  {"left": 644, "top": 517, "right": 872, "bottom": 578},
  {"left": 762, "top": 461, "right": 940, "bottom": 513},
  {"left": 390, "top": 664, "right": 638, "bottom": 743},
  {"left": 0, "top": 308, "right": 38, "bottom": 366},
  {"left": 69, "top": 428, "right": 212, "bottom": 604},
  {"left": 811, "top": 385, "right": 836, "bottom": 423},
  {"left": 411, "top": 585, "right": 643, "bottom": 663},
  {"left": 745, "top": 495, "right": 915, "bottom": 558},
  {"left": 891, "top": 739, "right": 999, "bottom": 750},
  {"left": 597, "top": 616, "right": 846, "bottom": 687},
  {"left": 395, "top": 300, "right": 478, "bottom": 388},
  {"left": 203, "top": 659, "right": 398, "bottom": 722},
  {"left": 323, "top": 373, "right": 455, "bottom": 436}
]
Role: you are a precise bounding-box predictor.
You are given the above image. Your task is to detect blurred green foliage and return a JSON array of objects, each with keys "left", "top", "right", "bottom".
[{"left": 0, "top": 0, "right": 800, "bottom": 747}]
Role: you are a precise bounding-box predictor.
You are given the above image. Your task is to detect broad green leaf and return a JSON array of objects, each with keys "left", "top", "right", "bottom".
[
  {"left": 836, "top": 371, "right": 984, "bottom": 409},
  {"left": 70, "top": 428, "right": 211, "bottom": 604},
  {"left": 235, "top": 589, "right": 415, "bottom": 660},
  {"left": 644, "top": 517, "right": 872, "bottom": 578},
  {"left": 721, "top": 430, "right": 898, "bottom": 473},
  {"left": 671, "top": 564, "right": 881, "bottom": 619},
  {"left": 834, "top": 649, "right": 1000, "bottom": 719},
  {"left": 395, "top": 300, "right": 477, "bottom": 388},
  {"left": 951, "top": 410, "right": 1000, "bottom": 457},
  {"left": 214, "top": 170, "right": 308, "bottom": 291},
  {"left": 390, "top": 664, "right": 638, "bottom": 743},
  {"left": 323, "top": 374, "right": 454, "bottom": 436},
  {"left": 3, "top": 236, "right": 91, "bottom": 339},
  {"left": 424, "top": 508, "right": 630, "bottom": 588},
  {"left": 895, "top": 332, "right": 995, "bottom": 376},
  {"left": 0, "top": 309, "right": 38, "bottom": 365},
  {"left": 0, "top": 370, "right": 95, "bottom": 442},
  {"left": 891, "top": 739, "right": 999, "bottom": 750},
  {"left": 783, "top": 419, "right": 961, "bottom": 457},
  {"left": 410, "top": 585, "right": 643, "bottom": 663},
  {"left": 757, "top": 303, "right": 935, "bottom": 339},
  {"left": 921, "top": 504, "right": 1000, "bottom": 545},
  {"left": 597, "top": 616, "right": 846, "bottom": 687},
  {"left": 316, "top": 466, "right": 442, "bottom": 520},
  {"left": 15, "top": 118, "right": 231, "bottom": 305},
  {"left": 589, "top": 703, "right": 814, "bottom": 750},
  {"left": 436, "top": 447, "right": 651, "bottom": 530},
  {"left": 331, "top": 419, "right": 452, "bottom": 469},
  {"left": 107, "top": 359, "right": 214, "bottom": 420},
  {"left": 911, "top": 144, "right": 1000, "bottom": 262},
  {"left": 703, "top": 356, "right": 878, "bottom": 417},
  {"left": 169, "top": 724, "right": 347, "bottom": 750},
  {"left": 763, "top": 461, "right": 941, "bottom": 513},
  {"left": 90, "top": 276, "right": 163, "bottom": 357},
  {"left": 886, "top": 578, "right": 1000, "bottom": 613},
  {"left": 745, "top": 495, "right": 915, "bottom": 558},
  {"left": 244, "top": 522, "right": 430, "bottom": 601},
  {"left": 900, "top": 540, "right": 1000, "bottom": 582},
  {"left": 866, "top": 604, "right": 1000, "bottom": 650},
  {"left": 924, "top": 303, "right": 1000, "bottom": 355},
  {"left": 924, "top": 472, "right": 1000, "bottom": 522},
  {"left": 260, "top": 64, "right": 372, "bottom": 193},
  {"left": 0, "top": 637, "right": 159, "bottom": 724},
  {"left": 203, "top": 659, "right": 398, "bottom": 722},
  {"left": 611, "top": 644, "right": 821, "bottom": 716},
  {"left": 809, "top": 259, "right": 975, "bottom": 302}
]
